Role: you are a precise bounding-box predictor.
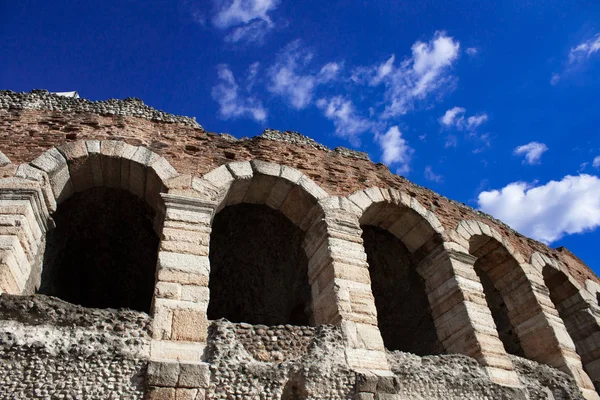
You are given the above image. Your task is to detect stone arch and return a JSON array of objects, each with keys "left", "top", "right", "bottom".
[
  {"left": 2, "top": 140, "right": 179, "bottom": 312},
  {"left": 533, "top": 252, "right": 600, "bottom": 392},
  {"left": 195, "top": 160, "right": 329, "bottom": 326},
  {"left": 25, "top": 140, "right": 178, "bottom": 217},
  {"left": 463, "top": 222, "right": 527, "bottom": 357},
  {"left": 459, "top": 221, "right": 596, "bottom": 395},
  {"left": 348, "top": 187, "right": 445, "bottom": 355}
]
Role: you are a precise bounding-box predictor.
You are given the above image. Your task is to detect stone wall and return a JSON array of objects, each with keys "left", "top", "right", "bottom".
[
  {"left": 208, "top": 320, "right": 319, "bottom": 363},
  {"left": 0, "top": 90, "right": 200, "bottom": 128},
  {"left": 0, "top": 294, "right": 150, "bottom": 399},
  {"left": 0, "top": 93, "right": 596, "bottom": 287},
  {"left": 378, "top": 351, "right": 584, "bottom": 400},
  {"left": 1, "top": 91, "right": 600, "bottom": 399},
  {"left": 0, "top": 294, "right": 594, "bottom": 399}
]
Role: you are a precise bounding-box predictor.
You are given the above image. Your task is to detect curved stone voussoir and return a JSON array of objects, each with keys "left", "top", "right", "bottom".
[
  {"left": 0, "top": 150, "right": 10, "bottom": 167},
  {"left": 30, "top": 147, "right": 73, "bottom": 204}
]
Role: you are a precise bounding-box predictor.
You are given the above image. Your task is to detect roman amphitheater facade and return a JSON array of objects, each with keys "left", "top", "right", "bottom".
[{"left": 0, "top": 90, "right": 600, "bottom": 399}]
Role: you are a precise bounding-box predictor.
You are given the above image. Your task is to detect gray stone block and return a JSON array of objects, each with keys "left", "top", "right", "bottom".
[
  {"left": 178, "top": 361, "right": 211, "bottom": 388},
  {"left": 148, "top": 360, "right": 180, "bottom": 387}
]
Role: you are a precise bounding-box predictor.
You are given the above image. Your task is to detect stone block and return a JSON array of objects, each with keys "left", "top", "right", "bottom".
[
  {"left": 279, "top": 185, "right": 316, "bottom": 226},
  {"left": 348, "top": 190, "right": 372, "bottom": 212},
  {"left": 147, "top": 387, "right": 176, "bottom": 400},
  {"left": 250, "top": 159, "right": 281, "bottom": 177},
  {"left": 178, "top": 361, "right": 211, "bottom": 388},
  {"left": 226, "top": 161, "right": 253, "bottom": 179},
  {"left": 202, "top": 165, "right": 233, "bottom": 189},
  {"left": 0, "top": 151, "right": 10, "bottom": 167},
  {"left": 387, "top": 210, "right": 420, "bottom": 239},
  {"left": 298, "top": 175, "right": 328, "bottom": 200},
  {"left": 30, "top": 147, "right": 73, "bottom": 203},
  {"left": 85, "top": 140, "right": 103, "bottom": 187},
  {"left": 147, "top": 359, "right": 180, "bottom": 387},
  {"left": 0, "top": 252, "right": 24, "bottom": 294},
  {"left": 364, "top": 187, "right": 385, "bottom": 203},
  {"left": 191, "top": 178, "right": 222, "bottom": 203},
  {"left": 243, "top": 174, "right": 278, "bottom": 204},
  {"left": 356, "top": 323, "right": 385, "bottom": 350},
  {"left": 150, "top": 340, "right": 205, "bottom": 362},
  {"left": 175, "top": 389, "right": 199, "bottom": 400},
  {"left": 150, "top": 156, "right": 179, "bottom": 182},
  {"left": 280, "top": 165, "right": 303, "bottom": 183},
  {"left": 376, "top": 375, "right": 400, "bottom": 394},
  {"left": 119, "top": 143, "right": 138, "bottom": 192},
  {"left": 165, "top": 174, "right": 193, "bottom": 191},
  {"left": 157, "top": 269, "right": 209, "bottom": 286},
  {"left": 59, "top": 141, "right": 97, "bottom": 192},
  {"left": 181, "top": 285, "right": 210, "bottom": 303},
  {"left": 401, "top": 219, "right": 435, "bottom": 253},
  {"left": 355, "top": 371, "right": 379, "bottom": 393},
  {"left": 155, "top": 281, "right": 182, "bottom": 300},
  {"left": 152, "top": 304, "right": 173, "bottom": 340},
  {"left": 265, "top": 178, "right": 294, "bottom": 210},
  {"left": 158, "top": 251, "right": 210, "bottom": 276},
  {"left": 171, "top": 309, "right": 208, "bottom": 342}
]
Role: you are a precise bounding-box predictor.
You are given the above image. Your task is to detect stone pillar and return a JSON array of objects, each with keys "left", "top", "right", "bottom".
[
  {"left": 303, "top": 197, "right": 390, "bottom": 374},
  {"left": 0, "top": 177, "right": 51, "bottom": 294},
  {"left": 417, "top": 244, "right": 522, "bottom": 387},
  {"left": 510, "top": 270, "right": 598, "bottom": 397},
  {"left": 148, "top": 193, "right": 213, "bottom": 399},
  {"left": 557, "top": 290, "right": 600, "bottom": 392}
]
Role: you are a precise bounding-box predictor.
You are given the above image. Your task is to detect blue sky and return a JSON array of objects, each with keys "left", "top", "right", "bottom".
[{"left": 3, "top": 0, "right": 600, "bottom": 273}]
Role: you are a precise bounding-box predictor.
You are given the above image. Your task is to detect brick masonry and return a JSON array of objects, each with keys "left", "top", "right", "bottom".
[{"left": 0, "top": 91, "right": 600, "bottom": 399}]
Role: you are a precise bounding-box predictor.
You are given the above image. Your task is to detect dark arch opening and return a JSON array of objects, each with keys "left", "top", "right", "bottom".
[
  {"left": 542, "top": 267, "right": 581, "bottom": 346},
  {"left": 207, "top": 203, "right": 311, "bottom": 326},
  {"left": 38, "top": 187, "right": 160, "bottom": 312},
  {"left": 361, "top": 225, "right": 442, "bottom": 355},
  {"left": 470, "top": 236, "right": 525, "bottom": 357}
]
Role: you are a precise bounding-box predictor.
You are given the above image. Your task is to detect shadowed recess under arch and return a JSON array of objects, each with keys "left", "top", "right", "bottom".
[
  {"left": 359, "top": 199, "right": 444, "bottom": 355},
  {"left": 207, "top": 203, "right": 312, "bottom": 325},
  {"left": 469, "top": 234, "right": 525, "bottom": 357},
  {"left": 38, "top": 187, "right": 159, "bottom": 312}
]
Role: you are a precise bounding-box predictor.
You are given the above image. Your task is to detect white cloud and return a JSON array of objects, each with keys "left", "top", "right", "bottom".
[
  {"left": 224, "top": 19, "right": 270, "bottom": 44},
  {"left": 316, "top": 96, "right": 373, "bottom": 145},
  {"left": 376, "top": 126, "right": 413, "bottom": 174},
  {"left": 211, "top": 64, "right": 267, "bottom": 122},
  {"left": 317, "top": 62, "right": 342, "bottom": 82},
  {"left": 245, "top": 61, "right": 260, "bottom": 91},
  {"left": 268, "top": 41, "right": 341, "bottom": 109},
  {"left": 593, "top": 156, "right": 600, "bottom": 168},
  {"left": 213, "top": 0, "right": 278, "bottom": 28},
  {"left": 353, "top": 32, "right": 460, "bottom": 118},
  {"left": 568, "top": 33, "right": 600, "bottom": 64},
  {"left": 466, "top": 47, "right": 478, "bottom": 56},
  {"left": 439, "top": 106, "right": 487, "bottom": 131},
  {"left": 208, "top": 0, "right": 279, "bottom": 44},
  {"left": 513, "top": 142, "right": 548, "bottom": 165},
  {"left": 552, "top": 33, "right": 600, "bottom": 84},
  {"left": 424, "top": 166, "right": 443, "bottom": 182},
  {"left": 440, "top": 106, "right": 466, "bottom": 127},
  {"left": 466, "top": 114, "right": 488, "bottom": 130},
  {"left": 477, "top": 174, "right": 600, "bottom": 243}
]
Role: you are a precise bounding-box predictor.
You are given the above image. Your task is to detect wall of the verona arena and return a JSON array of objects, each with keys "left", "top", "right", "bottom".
[{"left": 0, "top": 90, "right": 599, "bottom": 400}]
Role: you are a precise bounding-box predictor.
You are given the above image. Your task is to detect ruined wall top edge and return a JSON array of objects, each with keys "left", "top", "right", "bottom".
[
  {"left": 0, "top": 89, "right": 598, "bottom": 286},
  {"left": 0, "top": 90, "right": 202, "bottom": 128}
]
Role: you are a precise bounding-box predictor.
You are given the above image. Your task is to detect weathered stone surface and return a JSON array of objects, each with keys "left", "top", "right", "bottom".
[{"left": 0, "top": 91, "right": 599, "bottom": 399}]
